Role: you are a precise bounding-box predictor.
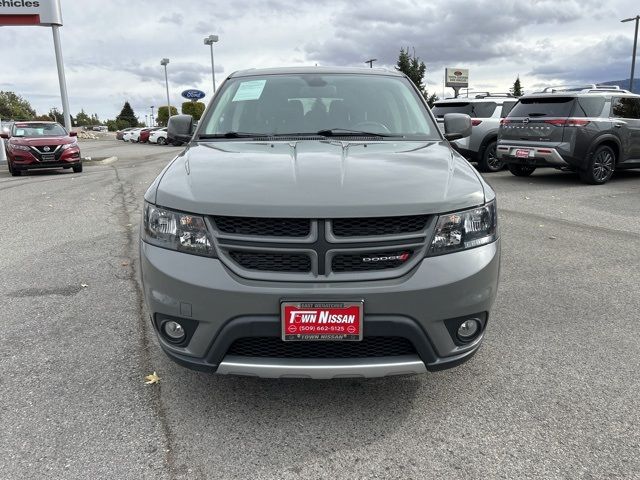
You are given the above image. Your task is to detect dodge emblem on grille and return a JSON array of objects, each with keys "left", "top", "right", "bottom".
[{"left": 362, "top": 252, "right": 410, "bottom": 263}]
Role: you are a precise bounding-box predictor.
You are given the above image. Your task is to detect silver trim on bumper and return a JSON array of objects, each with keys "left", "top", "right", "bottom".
[
  {"left": 216, "top": 354, "right": 427, "bottom": 379},
  {"left": 496, "top": 145, "right": 568, "bottom": 166}
]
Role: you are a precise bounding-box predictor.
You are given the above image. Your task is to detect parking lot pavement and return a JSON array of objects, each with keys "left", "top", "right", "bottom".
[{"left": 1, "top": 143, "right": 639, "bottom": 479}]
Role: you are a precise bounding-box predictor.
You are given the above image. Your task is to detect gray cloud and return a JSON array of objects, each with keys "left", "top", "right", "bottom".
[{"left": 159, "top": 12, "right": 183, "bottom": 25}]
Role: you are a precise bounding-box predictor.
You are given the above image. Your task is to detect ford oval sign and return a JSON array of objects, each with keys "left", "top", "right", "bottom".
[{"left": 181, "top": 89, "right": 206, "bottom": 100}]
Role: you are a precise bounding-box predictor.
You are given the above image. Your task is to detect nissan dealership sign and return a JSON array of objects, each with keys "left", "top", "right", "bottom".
[
  {"left": 0, "top": 0, "right": 63, "bottom": 25},
  {"left": 445, "top": 68, "right": 469, "bottom": 88}
]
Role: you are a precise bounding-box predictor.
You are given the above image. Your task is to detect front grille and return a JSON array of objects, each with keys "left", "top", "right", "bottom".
[
  {"left": 229, "top": 251, "right": 311, "bottom": 272},
  {"left": 226, "top": 336, "right": 416, "bottom": 358},
  {"left": 332, "top": 250, "right": 413, "bottom": 272},
  {"left": 332, "top": 215, "right": 428, "bottom": 237},
  {"left": 213, "top": 216, "right": 310, "bottom": 237},
  {"left": 33, "top": 145, "right": 58, "bottom": 153}
]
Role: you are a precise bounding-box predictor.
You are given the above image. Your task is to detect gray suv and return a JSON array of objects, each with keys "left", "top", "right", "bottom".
[
  {"left": 432, "top": 93, "right": 517, "bottom": 172},
  {"left": 497, "top": 85, "right": 640, "bottom": 184},
  {"left": 140, "top": 67, "right": 500, "bottom": 379}
]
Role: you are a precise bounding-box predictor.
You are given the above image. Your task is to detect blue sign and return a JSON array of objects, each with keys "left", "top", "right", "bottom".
[{"left": 181, "top": 89, "right": 206, "bottom": 100}]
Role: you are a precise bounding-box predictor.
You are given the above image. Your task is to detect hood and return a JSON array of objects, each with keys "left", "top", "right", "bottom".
[
  {"left": 10, "top": 136, "right": 74, "bottom": 146},
  {"left": 153, "top": 140, "right": 487, "bottom": 217}
]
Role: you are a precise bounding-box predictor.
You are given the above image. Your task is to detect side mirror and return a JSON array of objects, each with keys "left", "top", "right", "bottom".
[
  {"left": 167, "top": 114, "right": 195, "bottom": 144},
  {"left": 0, "top": 133, "right": 9, "bottom": 139},
  {"left": 443, "top": 113, "right": 472, "bottom": 141},
  {"left": 69, "top": 131, "right": 78, "bottom": 137}
]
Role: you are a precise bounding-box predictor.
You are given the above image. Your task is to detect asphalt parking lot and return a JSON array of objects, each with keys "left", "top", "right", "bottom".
[{"left": 1, "top": 139, "right": 640, "bottom": 480}]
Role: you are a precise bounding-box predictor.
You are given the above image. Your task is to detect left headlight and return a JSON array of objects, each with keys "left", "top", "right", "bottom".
[
  {"left": 428, "top": 200, "right": 497, "bottom": 256},
  {"left": 142, "top": 202, "right": 215, "bottom": 257},
  {"left": 61, "top": 140, "right": 78, "bottom": 150}
]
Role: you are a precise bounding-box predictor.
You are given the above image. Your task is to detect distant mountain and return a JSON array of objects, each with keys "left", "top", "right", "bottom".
[{"left": 599, "top": 79, "right": 640, "bottom": 94}]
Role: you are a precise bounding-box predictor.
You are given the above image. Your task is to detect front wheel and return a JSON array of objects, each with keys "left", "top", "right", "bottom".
[
  {"left": 72, "top": 163, "right": 83, "bottom": 173},
  {"left": 8, "top": 161, "right": 20, "bottom": 176},
  {"left": 508, "top": 164, "right": 536, "bottom": 177},
  {"left": 579, "top": 145, "right": 615, "bottom": 185},
  {"left": 157, "top": 137, "right": 166, "bottom": 145},
  {"left": 477, "top": 141, "right": 504, "bottom": 172}
]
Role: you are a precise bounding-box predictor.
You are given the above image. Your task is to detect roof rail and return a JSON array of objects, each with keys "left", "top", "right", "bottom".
[
  {"left": 474, "top": 92, "right": 515, "bottom": 98},
  {"left": 541, "top": 84, "right": 597, "bottom": 92},
  {"left": 582, "top": 88, "right": 631, "bottom": 94}
]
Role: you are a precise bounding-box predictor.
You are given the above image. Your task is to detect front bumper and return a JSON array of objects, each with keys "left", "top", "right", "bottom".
[
  {"left": 140, "top": 240, "right": 500, "bottom": 378},
  {"left": 10, "top": 148, "right": 81, "bottom": 169}
]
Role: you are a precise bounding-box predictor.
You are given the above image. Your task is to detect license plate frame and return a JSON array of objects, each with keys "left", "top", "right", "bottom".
[
  {"left": 515, "top": 148, "right": 532, "bottom": 158},
  {"left": 41, "top": 154, "right": 56, "bottom": 162},
  {"left": 281, "top": 301, "right": 364, "bottom": 341}
]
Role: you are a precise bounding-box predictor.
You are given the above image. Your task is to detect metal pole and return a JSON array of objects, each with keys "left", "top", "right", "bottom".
[
  {"left": 150, "top": 106, "right": 155, "bottom": 127},
  {"left": 164, "top": 65, "right": 171, "bottom": 123},
  {"left": 631, "top": 16, "right": 639, "bottom": 92},
  {"left": 51, "top": 26, "right": 71, "bottom": 131},
  {"left": 209, "top": 43, "right": 216, "bottom": 93}
]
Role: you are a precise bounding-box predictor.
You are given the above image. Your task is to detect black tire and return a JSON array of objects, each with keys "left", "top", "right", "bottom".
[
  {"left": 8, "top": 161, "right": 20, "bottom": 176},
  {"left": 508, "top": 164, "right": 536, "bottom": 177},
  {"left": 72, "top": 163, "right": 83, "bottom": 173},
  {"left": 477, "top": 140, "right": 504, "bottom": 172},
  {"left": 579, "top": 145, "right": 615, "bottom": 185},
  {"left": 157, "top": 137, "right": 166, "bottom": 145}
]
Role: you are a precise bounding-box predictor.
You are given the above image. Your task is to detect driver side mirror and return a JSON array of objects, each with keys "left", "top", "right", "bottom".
[
  {"left": 167, "top": 115, "right": 195, "bottom": 144},
  {"left": 443, "top": 113, "right": 472, "bottom": 141},
  {"left": 0, "top": 133, "right": 8, "bottom": 139},
  {"left": 69, "top": 131, "right": 78, "bottom": 137}
]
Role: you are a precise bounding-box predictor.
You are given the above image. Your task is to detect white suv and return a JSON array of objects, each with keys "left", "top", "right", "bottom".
[{"left": 432, "top": 93, "right": 517, "bottom": 172}]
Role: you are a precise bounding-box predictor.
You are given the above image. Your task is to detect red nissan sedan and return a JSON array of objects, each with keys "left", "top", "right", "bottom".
[{"left": 2, "top": 121, "right": 82, "bottom": 176}]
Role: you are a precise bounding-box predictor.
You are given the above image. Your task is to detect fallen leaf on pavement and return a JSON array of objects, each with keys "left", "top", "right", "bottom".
[
  {"left": 144, "top": 372, "right": 160, "bottom": 385},
  {"left": 80, "top": 283, "right": 88, "bottom": 288}
]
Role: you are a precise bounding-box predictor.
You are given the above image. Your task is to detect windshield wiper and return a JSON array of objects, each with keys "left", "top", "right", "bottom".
[
  {"left": 526, "top": 113, "right": 548, "bottom": 117},
  {"left": 316, "top": 128, "right": 396, "bottom": 138},
  {"left": 198, "top": 132, "right": 271, "bottom": 139}
]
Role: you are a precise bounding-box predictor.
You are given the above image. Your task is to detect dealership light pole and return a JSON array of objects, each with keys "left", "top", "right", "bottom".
[
  {"left": 204, "top": 34, "right": 219, "bottom": 94},
  {"left": 160, "top": 58, "right": 171, "bottom": 124},
  {"left": 622, "top": 15, "right": 640, "bottom": 92},
  {"left": 150, "top": 106, "right": 155, "bottom": 127},
  {"left": 365, "top": 58, "right": 377, "bottom": 68}
]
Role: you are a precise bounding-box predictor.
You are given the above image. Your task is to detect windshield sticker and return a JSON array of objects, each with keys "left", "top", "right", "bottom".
[{"left": 232, "top": 80, "right": 267, "bottom": 102}]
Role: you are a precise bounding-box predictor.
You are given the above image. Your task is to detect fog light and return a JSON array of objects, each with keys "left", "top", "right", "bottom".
[
  {"left": 457, "top": 319, "right": 480, "bottom": 342},
  {"left": 163, "top": 321, "right": 185, "bottom": 341}
]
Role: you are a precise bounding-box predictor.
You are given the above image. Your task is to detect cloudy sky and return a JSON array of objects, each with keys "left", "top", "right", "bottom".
[{"left": 0, "top": 0, "right": 638, "bottom": 121}]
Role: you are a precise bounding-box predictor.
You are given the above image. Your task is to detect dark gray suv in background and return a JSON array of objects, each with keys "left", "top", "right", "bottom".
[
  {"left": 141, "top": 67, "right": 500, "bottom": 379},
  {"left": 497, "top": 85, "right": 640, "bottom": 184}
]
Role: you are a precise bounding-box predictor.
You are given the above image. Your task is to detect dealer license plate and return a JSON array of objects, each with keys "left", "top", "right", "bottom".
[
  {"left": 41, "top": 154, "right": 56, "bottom": 162},
  {"left": 281, "top": 301, "right": 363, "bottom": 341},
  {"left": 515, "top": 149, "right": 531, "bottom": 158}
]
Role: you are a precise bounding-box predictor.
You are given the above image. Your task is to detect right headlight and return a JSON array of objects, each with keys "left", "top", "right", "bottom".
[
  {"left": 142, "top": 202, "right": 215, "bottom": 257},
  {"left": 428, "top": 200, "right": 497, "bottom": 256}
]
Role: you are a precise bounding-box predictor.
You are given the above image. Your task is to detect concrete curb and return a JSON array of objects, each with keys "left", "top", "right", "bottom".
[{"left": 82, "top": 156, "right": 118, "bottom": 165}]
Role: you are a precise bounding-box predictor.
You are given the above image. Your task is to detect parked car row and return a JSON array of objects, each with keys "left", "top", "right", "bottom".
[
  {"left": 116, "top": 127, "right": 169, "bottom": 145},
  {"left": 433, "top": 84, "right": 640, "bottom": 185}
]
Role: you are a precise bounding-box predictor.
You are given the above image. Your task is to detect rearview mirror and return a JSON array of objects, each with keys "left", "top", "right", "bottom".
[
  {"left": 443, "top": 113, "right": 472, "bottom": 141},
  {"left": 0, "top": 133, "right": 8, "bottom": 139},
  {"left": 167, "top": 115, "right": 195, "bottom": 145},
  {"left": 69, "top": 131, "right": 78, "bottom": 137}
]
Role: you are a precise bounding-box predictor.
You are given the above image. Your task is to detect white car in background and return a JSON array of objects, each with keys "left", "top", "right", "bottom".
[
  {"left": 123, "top": 128, "right": 142, "bottom": 142},
  {"left": 148, "top": 128, "right": 168, "bottom": 145}
]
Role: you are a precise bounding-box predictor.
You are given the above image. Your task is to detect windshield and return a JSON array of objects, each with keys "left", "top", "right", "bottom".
[
  {"left": 432, "top": 101, "right": 496, "bottom": 119},
  {"left": 12, "top": 123, "right": 67, "bottom": 137},
  {"left": 199, "top": 74, "right": 437, "bottom": 139}
]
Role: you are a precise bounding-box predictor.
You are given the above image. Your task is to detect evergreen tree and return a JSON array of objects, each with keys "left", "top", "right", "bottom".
[
  {"left": 511, "top": 76, "right": 523, "bottom": 97},
  {"left": 75, "top": 109, "right": 92, "bottom": 126},
  {"left": 395, "top": 48, "right": 438, "bottom": 107},
  {"left": 116, "top": 101, "right": 138, "bottom": 127}
]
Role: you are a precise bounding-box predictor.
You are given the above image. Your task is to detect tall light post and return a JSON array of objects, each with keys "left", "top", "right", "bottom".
[
  {"left": 204, "top": 34, "right": 219, "bottom": 94},
  {"left": 150, "top": 106, "right": 155, "bottom": 127},
  {"left": 365, "top": 58, "right": 377, "bottom": 68},
  {"left": 160, "top": 58, "right": 171, "bottom": 125},
  {"left": 622, "top": 15, "right": 640, "bottom": 92}
]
